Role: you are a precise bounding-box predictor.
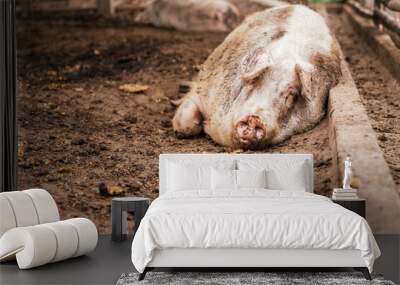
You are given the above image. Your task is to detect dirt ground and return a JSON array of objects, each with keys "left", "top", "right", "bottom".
[
  {"left": 328, "top": 9, "right": 400, "bottom": 196},
  {"left": 17, "top": 3, "right": 334, "bottom": 233}
]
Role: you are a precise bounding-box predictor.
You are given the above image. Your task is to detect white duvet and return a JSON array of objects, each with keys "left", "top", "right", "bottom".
[{"left": 131, "top": 190, "right": 380, "bottom": 273}]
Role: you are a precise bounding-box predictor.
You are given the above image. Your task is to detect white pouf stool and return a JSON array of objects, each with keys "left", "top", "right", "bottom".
[{"left": 0, "top": 189, "right": 98, "bottom": 269}]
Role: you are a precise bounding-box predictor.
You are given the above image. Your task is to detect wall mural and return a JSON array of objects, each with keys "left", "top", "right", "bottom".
[{"left": 15, "top": 0, "right": 400, "bottom": 233}]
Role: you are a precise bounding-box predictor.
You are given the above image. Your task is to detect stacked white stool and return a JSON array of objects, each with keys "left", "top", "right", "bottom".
[{"left": 0, "top": 189, "right": 98, "bottom": 269}]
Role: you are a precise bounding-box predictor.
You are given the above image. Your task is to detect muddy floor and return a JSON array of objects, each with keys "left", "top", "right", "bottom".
[
  {"left": 17, "top": 4, "right": 333, "bottom": 233},
  {"left": 328, "top": 9, "right": 400, "bottom": 196}
]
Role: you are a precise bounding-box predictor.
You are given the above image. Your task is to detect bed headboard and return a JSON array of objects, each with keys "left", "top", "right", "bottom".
[{"left": 159, "top": 153, "right": 314, "bottom": 195}]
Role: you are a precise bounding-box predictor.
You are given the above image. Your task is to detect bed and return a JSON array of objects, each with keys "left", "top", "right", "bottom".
[{"left": 131, "top": 153, "right": 380, "bottom": 281}]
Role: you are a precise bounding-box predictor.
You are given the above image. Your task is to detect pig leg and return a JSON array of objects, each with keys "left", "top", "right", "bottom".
[{"left": 172, "top": 97, "right": 203, "bottom": 138}]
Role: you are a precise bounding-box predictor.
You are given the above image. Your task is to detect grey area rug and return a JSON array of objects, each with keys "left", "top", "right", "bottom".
[{"left": 116, "top": 272, "right": 395, "bottom": 285}]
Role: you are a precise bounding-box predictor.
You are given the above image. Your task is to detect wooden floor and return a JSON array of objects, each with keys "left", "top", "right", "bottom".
[{"left": 0, "top": 235, "right": 399, "bottom": 285}]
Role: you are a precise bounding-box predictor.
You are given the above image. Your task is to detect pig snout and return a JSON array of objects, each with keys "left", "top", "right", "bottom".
[{"left": 235, "top": 115, "right": 266, "bottom": 145}]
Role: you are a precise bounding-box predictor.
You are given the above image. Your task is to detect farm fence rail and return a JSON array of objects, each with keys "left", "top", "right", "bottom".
[{"left": 347, "top": 0, "right": 400, "bottom": 47}]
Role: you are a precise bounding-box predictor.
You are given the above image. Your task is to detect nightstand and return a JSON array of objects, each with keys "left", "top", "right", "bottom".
[
  {"left": 111, "top": 197, "right": 150, "bottom": 242},
  {"left": 332, "top": 198, "right": 366, "bottom": 218}
]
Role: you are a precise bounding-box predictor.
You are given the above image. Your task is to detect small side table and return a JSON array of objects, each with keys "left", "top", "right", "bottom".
[
  {"left": 111, "top": 197, "right": 150, "bottom": 242},
  {"left": 332, "top": 198, "right": 366, "bottom": 218}
]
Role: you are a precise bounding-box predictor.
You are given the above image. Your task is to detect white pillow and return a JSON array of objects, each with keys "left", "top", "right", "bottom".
[
  {"left": 237, "top": 169, "right": 267, "bottom": 189},
  {"left": 167, "top": 162, "right": 210, "bottom": 191},
  {"left": 211, "top": 168, "right": 236, "bottom": 190},
  {"left": 237, "top": 159, "right": 309, "bottom": 191},
  {"left": 211, "top": 169, "right": 267, "bottom": 190},
  {"left": 266, "top": 163, "right": 307, "bottom": 191}
]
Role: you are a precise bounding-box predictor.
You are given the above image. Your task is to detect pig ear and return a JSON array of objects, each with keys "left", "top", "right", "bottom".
[
  {"left": 241, "top": 51, "right": 271, "bottom": 83},
  {"left": 295, "top": 64, "right": 312, "bottom": 100},
  {"left": 242, "top": 64, "right": 270, "bottom": 83}
]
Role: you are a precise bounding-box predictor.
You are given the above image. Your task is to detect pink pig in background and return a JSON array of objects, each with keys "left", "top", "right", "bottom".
[
  {"left": 135, "top": 0, "right": 240, "bottom": 32},
  {"left": 172, "top": 5, "right": 342, "bottom": 149}
]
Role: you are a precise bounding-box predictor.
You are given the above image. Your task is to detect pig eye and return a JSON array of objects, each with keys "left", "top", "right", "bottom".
[{"left": 283, "top": 89, "right": 298, "bottom": 107}]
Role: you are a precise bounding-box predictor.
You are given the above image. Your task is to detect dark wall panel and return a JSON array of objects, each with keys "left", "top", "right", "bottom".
[{"left": 0, "top": 0, "right": 17, "bottom": 192}]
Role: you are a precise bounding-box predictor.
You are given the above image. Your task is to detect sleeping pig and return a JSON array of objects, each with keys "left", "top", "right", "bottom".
[
  {"left": 172, "top": 5, "right": 341, "bottom": 149},
  {"left": 135, "top": 0, "right": 240, "bottom": 32}
]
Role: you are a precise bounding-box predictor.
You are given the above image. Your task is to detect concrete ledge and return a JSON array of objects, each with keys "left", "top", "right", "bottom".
[
  {"left": 344, "top": 4, "right": 400, "bottom": 83},
  {"left": 316, "top": 5, "right": 400, "bottom": 234}
]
